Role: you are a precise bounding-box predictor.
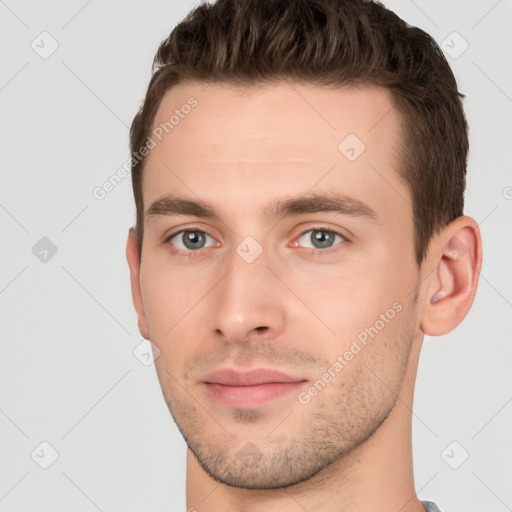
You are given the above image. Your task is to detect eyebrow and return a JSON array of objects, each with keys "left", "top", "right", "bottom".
[{"left": 145, "top": 192, "right": 378, "bottom": 223}]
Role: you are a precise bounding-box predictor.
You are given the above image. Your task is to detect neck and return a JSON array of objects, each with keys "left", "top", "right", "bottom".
[{"left": 186, "top": 339, "right": 426, "bottom": 512}]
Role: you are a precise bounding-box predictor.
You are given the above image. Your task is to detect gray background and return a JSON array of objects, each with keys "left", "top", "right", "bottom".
[{"left": 1, "top": 1, "right": 511, "bottom": 511}]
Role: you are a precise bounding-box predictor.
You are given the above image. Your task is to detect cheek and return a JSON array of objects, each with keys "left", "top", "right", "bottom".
[
  {"left": 287, "top": 257, "right": 412, "bottom": 364},
  {"left": 139, "top": 265, "right": 199, "bottom": 379},
  {"left": 288, "top": 264, "right": 396, "bottom": 333},
  {"left": 139, "top": 258, "right": 196, "bottom": 339}
]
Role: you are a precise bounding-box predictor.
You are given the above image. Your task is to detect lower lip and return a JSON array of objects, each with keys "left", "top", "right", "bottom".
[{"left": 203, "top": 381, "right": 307, "bottom": 408}]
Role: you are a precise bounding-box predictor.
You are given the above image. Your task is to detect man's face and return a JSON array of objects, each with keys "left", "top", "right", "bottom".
[{"left": 130, "top": 81, "right": 422, "bottom": 488}]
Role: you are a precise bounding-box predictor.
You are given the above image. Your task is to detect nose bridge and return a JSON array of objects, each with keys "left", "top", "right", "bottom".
[{"left": 208, "top": 239, "right": 287, "bottom": 342}]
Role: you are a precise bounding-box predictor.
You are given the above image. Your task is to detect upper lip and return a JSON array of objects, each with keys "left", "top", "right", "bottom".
[{"left": 202, "top": 368, "right": 306, "bottom": 386}]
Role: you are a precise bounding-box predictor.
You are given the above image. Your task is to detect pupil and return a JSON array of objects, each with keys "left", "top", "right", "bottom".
[
  {"left": 312, "top": 230, "right": 333, "bottom": 249},
  {"left": 184, "top": 231, "right": 205, "bottom": 249}
]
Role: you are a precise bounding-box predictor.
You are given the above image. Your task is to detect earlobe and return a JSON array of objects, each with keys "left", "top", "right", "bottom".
[
  {"left": 126, "top": 228, "right": 150, "bottom": 339},
  {"left": 420, "top": 217, "right": 483, "bottom": 336}
]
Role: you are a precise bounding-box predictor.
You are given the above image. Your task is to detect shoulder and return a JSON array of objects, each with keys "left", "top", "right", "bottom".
[{"left": 421, "top": 500, "right": 443, "bottom": 512}]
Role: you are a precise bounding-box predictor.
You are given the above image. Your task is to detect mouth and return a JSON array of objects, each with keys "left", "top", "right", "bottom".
[{"left": 201, "top": 368, "right": 308, "bottom": 408}]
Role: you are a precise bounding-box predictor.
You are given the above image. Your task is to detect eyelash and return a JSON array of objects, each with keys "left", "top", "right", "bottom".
[{"left": 164, "top": 226, "right": 348, "bottom": 258}]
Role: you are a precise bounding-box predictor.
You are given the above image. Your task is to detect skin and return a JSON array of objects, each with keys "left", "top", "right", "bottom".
[{"left": 126, "top": 81, "right": 482, "bottom": 512}]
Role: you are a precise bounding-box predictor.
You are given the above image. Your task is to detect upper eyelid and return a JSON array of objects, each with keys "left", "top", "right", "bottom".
[
  {"left": 165, "top": 224, "right": 214, "bottom": 240},
  {"left": 296, "top": 229, "right": 346, "bottom": 241}
]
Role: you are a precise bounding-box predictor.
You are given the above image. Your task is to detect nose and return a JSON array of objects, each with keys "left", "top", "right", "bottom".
[{"left": 207, "top": 247, "right": 288, "bottom": 345}]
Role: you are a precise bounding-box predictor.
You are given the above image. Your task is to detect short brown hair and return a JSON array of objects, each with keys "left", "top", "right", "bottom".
[{"left": 130, "top": 0, "right": 468, "bottom": 267}]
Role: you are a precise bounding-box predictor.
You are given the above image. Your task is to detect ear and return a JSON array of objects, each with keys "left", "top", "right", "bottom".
[
  {"left": 420, "top": 216, "right": 483, "bottom": 336},
  {"left": 126, "top": 228, "right": 150, "bottom": 339}
]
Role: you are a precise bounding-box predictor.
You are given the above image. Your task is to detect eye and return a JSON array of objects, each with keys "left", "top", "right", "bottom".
[
  {"left": 295, "top": 228, "right": 346, "bottom": 250},
  {"left": 167, "top": 230, "right": 217, "bottom": 251},
  {"left": 165, "top": 227, "right": 346, "bottom": 255}
]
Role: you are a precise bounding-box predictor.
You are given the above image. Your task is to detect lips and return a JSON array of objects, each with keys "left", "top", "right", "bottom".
[
  {"left": 201, "top": 368, "right": 308, "bottom": 408},
  {"left": 202, "top": 368, "right": 305, "bottom": 386}
]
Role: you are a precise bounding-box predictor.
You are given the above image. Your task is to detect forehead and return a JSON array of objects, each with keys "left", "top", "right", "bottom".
[
  {"left": 143, "top": 81, "right": 409, "bottom": 224},
  {"left": 150, "top": 81, "right": 401, "bottom": 161}
]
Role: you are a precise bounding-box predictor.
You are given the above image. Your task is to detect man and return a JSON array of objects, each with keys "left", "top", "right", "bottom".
[{"left": 126, "top": 0, "right": 482, "bottom": 510}]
